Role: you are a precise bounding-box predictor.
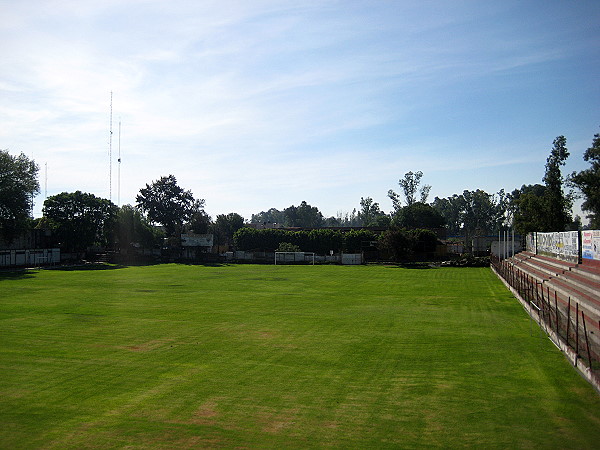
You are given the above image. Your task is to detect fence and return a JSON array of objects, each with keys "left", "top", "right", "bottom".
[
  {"left": 491, "top": 255, "right": 599, "bottom": 381},
  {"left": 225, "top": 251, "right": 363, "bottom": 265},
  {"left": 0, "top": 249, "right": 60, "bottom": 267}
]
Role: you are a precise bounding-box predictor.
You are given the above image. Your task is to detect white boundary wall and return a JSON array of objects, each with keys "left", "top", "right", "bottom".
[
  {"left": 341, "top": 253, "right": 363, "bottom": 265},
  {"left": 535, "top": 231, "right": 579, "bottom": 262},
  {"left": 0, "top": 248, "right": 60, "bottom": 267},
  {"left": 275, "top": 252, "right": 315, "bottom": 265}
]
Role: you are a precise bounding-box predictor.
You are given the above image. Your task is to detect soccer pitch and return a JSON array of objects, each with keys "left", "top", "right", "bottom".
[{"left": 1, "top": 264, "right": 599, "bottom": 448}]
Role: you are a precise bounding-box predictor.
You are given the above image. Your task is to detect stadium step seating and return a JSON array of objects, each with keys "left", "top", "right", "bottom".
[{"left": 504, "top": 252, "right": 600, "bottom": 351}]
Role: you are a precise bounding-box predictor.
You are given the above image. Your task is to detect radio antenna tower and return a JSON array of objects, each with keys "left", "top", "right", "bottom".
[
  {"left": 118, "top": 118, "right": 122, "bottom": 206},
  {"left": 108, "top": 91, "right": 113, "bottom": 201}
]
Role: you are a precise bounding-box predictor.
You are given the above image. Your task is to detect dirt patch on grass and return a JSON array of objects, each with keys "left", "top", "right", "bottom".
[
  {"left": 172, "top": 435, "right": 227, "bottom": 448},
  {"left": 256, "top": 408, "right": 299, "bottom": 434},
  {"left": 190, "top": 399, "right": 221, "bottom": 425},
  {"left": 122, "top": 338, "right": 174, "bottom": 352}
]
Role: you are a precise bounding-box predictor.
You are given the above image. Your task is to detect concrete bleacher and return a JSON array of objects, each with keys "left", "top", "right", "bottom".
[{"left": 505, "top": 251, "right": 600, "bottom": 350}]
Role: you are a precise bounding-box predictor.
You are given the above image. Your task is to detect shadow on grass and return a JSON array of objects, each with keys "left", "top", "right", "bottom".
[
  {"left": 383, "top": 262, "right": 438, "bottom": 269},
  {"left": 50, "top": 263, "right": 129, "bottom": 271},
  {"left": 178, "top": 262, "right": 232, "bottom": 267},
  {"left": 54, "top": 261, "right": 232, "bottom": 270},
  {"left": 0, "top": 269, "right": 38, "bottom": 280}
]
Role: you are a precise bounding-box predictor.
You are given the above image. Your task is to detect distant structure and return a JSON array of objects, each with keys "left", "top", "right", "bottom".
[
  {"left": 108, "top": 91, "right": 113, "bottom": 202},
  {"left": 118, "top": 119, "right": 121, "bottom": 206}
]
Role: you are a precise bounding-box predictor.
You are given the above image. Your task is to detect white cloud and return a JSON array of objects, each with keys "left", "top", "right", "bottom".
[{"left": 1, "top": 0, "right": 597, "bottom": 221}]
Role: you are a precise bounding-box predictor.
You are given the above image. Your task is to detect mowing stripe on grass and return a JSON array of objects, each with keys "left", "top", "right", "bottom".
[{"left": 1, "top": 264, "right": 599, "bottom": 448}]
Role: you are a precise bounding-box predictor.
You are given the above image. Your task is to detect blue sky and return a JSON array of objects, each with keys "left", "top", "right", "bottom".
[{"left": 1, "top": 0, "right": 599, "bottom": 221}]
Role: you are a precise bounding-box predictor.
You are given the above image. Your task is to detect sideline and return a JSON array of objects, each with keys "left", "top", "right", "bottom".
[{"left": 491, "top": 264, "right": 600, "bottom": 394}]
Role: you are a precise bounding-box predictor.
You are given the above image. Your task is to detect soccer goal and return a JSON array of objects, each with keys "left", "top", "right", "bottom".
[{"left": 274, "top": 252, "right": 315, "bottom": 265}]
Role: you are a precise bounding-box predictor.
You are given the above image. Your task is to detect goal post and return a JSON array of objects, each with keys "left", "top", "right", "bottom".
[{"left": 274, "top": 252, "right": 315, "bottom": 265}]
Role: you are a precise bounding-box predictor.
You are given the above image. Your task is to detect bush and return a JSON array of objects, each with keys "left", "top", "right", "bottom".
[
  {"left": 277, "top": 242, "right": 301, "bottom": 252},
  {"left": 378, "top": 228, "right": 440, "bottom": 261},
  {"left": 233, "top": 228, "right": 376, "bottom": 253},
  {"left": 442, "top": 253, "right": 490, "bottom": 267}
]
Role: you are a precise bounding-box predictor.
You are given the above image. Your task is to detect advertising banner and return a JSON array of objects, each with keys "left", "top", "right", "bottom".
[
  {"left": 582, "top": 230, "right": 600, "bottom": 261},
  {"left": 526, "top": 233, "right": 536, "bottom": 253},
  {"left": 536, "top": 231, "right": 579, "bottom": 263}
]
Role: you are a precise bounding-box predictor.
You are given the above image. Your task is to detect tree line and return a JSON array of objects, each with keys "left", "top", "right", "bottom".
[{"left": 1, "top": 129, "right": 599, "bottom": 253}]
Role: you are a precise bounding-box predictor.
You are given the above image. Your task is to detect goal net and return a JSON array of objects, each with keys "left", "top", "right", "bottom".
[{"left": 274, "top": 252, "right": 315, "bottom": 265}]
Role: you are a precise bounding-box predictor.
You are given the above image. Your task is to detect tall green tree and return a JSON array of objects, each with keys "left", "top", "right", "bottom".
[
  {"left": 136, "top": 175, "right": 203, "bottom": 237},
  {"left": 378, "top": 228, "right": 438, "bottom": 261},
  {"left": 394, "top": 202, "right": 445, "bottom": 229},
  {"left": 42, "top": 191, "right": 117, "bottom": 252},
  {"left": 509, "top": 136, "right": 573, "bottom": 234},
  {"left": 570, "top": 130, "right": 600, "bottom": 228},
  {"left": 431, "top": 195, "right": 463, "bottom": 235},
  {"left": 250, "top": 208, "right": 285, "bottom": 225},
  {"left": 543, "top": 135, "right": 572, "bottom": 231},
  {"left": 461, "top": 189, "right": 506, "bottom": 253},
  {"left": 432, "top": 189, "right": 506, "bottom": 248},
  {"left": 115, "top": 205, "right": 163, "bottom": 250},
  {"left": 461, "top": 189, "right": 506, "bottom": 236},
  {"left": 213, "top": 213, "right": 245, "bottom": 247},
  {"left": 0, "top": 150, "right": 40, "bottom": 243},
  {"left": 357, "top": 197, "right": 387, "bottom": 226},
  {"left": 186, "top": 205, "right": 211, "bottom": 234},
  {"left": 508, "top": 184, "right": 549, "bottom": 235},
  {"left": 283, "top": 201, "right": 323, "bottom": 227},
  {"left": 388, "top": 171, "right": 431, "bottom": 212},
  {"left": 334, "top": 209, "right": 360, "bottom": 227}
]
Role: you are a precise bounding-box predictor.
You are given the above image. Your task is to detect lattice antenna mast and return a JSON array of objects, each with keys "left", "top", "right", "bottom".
[
  {"left": 108, "top": 91, "right": 113, "bottom": 201},
  {"left": 118, "top": 118, "right": 121, "bottom": 206}
]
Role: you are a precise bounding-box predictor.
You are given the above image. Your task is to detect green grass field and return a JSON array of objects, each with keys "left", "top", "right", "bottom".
[{"left": 1, "top": 264, "right": 599, "bottom": 448}]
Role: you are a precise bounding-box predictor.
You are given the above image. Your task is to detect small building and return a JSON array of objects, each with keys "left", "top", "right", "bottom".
[{"left": 180, "top": 233, "right": 214, "bottom": 259}]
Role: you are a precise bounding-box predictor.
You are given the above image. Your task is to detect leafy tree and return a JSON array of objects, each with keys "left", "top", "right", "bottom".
[
  {"left": 136, "top": 175, "right": 203, "bottom": 237},
  {"left": 334, "top": 209, "right": 360, "bottom": 227},
  {"left": 0, "top": 150, "right": 40, "bottom": 243},
  {"left": 371, "top": 214, "right": 392, "bottom": 227},
  {"left": 508, "top": 184, "right": 549, "bottom": 235},
  {"left": 432, "top": 189, "right": 506, "bottom": 251},
  {"left": 408, "top": 229, "right": 438, "bottom": 253},
  {"left": 509, "top": 136, "right": 574, "bottom": 233},
  {"left": 323, "top": 216, "right": 342, "bottom": 226},
  {"left": 251, "top": 208, "right": 285, "bottom": 225},
  {"left": 42, "top": 191, "right": 117, "bottom": 252},
  {"left": 570, "top": 130, "right": 600, "bottom": 228},
  {"left": 283, "top": 201, "right": 323, "bottom": 227},
  {"left": 543, "top": 135, "right": 572, "bottom": 231},
  {"left": 115, "top": 205, "right": 163, "bottom": 250},
  {"left": 393, "top": 202, "right": 445, "bottom": 229},
  {"left": 378, "top": 228, "right": 437, "bottom": 261},
  {"left": 378, "top": 229, "right": 411, "bottom": 260},
  {"left": 388, "top": 171, "right": 431, "bottom": 212},
  {"left": 213, "top": 213, "right": 245, "bottom": 247},
  {"left": 461, "top": 189, "right": 506, "bottom": 236},
  {"left": 186, "top": 205, "right": 211, "bottom": 234},
  {"left": 357, "top": 197, "right": 387, "bottom": 227},
  {"left": 432, "top": 195, "right": 463, "bottom": 235}
]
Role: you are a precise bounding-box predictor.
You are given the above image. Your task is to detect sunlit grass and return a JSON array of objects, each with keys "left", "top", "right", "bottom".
[{"left": 1, "top": 264, "right": 599, "bottom": 448}]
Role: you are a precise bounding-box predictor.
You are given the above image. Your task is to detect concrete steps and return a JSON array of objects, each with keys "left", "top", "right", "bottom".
[{"left": 504, "top": 253, "right": 600, "bottom": 350}]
